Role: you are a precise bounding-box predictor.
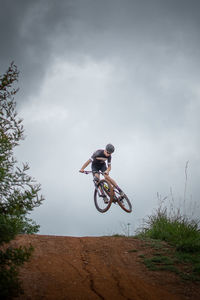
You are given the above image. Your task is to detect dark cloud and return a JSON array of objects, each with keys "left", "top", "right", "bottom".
[
  {"left": 0, "top": 0, "right": 73, "bottom": 103},
  {"left": 1, "top": 0, "right": 200, "bottom": 104}
]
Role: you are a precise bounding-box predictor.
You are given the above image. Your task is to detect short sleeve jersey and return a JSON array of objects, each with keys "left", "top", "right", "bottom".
[{"left": 90, "top": 149, "right": 111, "bottom": 166}]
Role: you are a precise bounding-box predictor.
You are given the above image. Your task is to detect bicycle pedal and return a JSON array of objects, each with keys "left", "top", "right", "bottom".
[{"left": 112, "top": 197, "right": 118, "bottom": 203}]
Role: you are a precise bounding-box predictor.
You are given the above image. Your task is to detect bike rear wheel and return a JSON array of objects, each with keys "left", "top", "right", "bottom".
[
  {"left": 94, "top": 179, "right": 113, "bottom": 213},
  {"left": 114, "top": 189, "right": 132, "bottom": 213}
]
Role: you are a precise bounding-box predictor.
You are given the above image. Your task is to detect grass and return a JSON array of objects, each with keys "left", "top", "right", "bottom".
[
  {"left": 128, "top": 249, "right": 138, "bottom": 253},
  {"left": 135, "top": 204, "right": 200, "bottom": 281},
  {"left": 143, "top": 255, "right": 179, "bottom": 272},
  {"left": 111, "top": 234, "right": 126, "bottom": 237}
]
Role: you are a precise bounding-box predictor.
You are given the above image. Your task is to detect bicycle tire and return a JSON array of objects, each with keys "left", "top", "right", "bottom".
[
  {"left": 115, "top": 190, "right": 132, "bottom": 213},
  {"left": 94, "top": 179, "right": 113, "bottom": 213}
]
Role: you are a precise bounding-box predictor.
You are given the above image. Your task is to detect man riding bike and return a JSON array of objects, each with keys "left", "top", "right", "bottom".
[{"left": 79, "top": 144, "right": 124, "bottom": 197}]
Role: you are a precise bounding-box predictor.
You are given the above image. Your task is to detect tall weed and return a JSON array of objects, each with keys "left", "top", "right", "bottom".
[
  {"left": 138, "top": 206, "right": 200, "bottom": 253},
  {"left": 138, "top": 162, "right": 200, "bottom": 253}
]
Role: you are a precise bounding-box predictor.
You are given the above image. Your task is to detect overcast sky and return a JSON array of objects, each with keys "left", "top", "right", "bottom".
[{"left": 1, "top": 0, "right": 200, "bottom": 236}]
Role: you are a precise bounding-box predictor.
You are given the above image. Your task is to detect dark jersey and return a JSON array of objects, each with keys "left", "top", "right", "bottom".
[{"left": 90, "top": 149, "right": 111, "bottom": 166}]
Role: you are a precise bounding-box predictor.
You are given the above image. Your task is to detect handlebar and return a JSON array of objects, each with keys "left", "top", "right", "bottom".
[{"left": 79, "top": 170, "right": 104, "bottom": 175}]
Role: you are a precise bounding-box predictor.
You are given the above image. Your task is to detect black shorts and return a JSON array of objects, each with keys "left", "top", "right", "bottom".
[{"left": 91, "top": 162, "right": 107, "bottom": 173}]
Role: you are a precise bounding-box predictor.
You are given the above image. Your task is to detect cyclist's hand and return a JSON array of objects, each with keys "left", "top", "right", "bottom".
[
  {"left": 79, "top": 169, "right": 84, "bottom": 173},
  {"left": 104, "top": 171, "right": 109, "bottom": 175}
]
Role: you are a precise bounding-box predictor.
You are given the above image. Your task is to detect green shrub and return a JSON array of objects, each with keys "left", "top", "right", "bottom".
[
  {"left": 0, "top": 63, "right": 44, "bottom": 299},
  {"left": 138, "top": 207, "right": 200, "bottom": 253}
]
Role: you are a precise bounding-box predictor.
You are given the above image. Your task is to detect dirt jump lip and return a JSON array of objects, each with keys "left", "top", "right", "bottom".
[{"left": 11, "top": 234, "right": 199, "bottom": 300}]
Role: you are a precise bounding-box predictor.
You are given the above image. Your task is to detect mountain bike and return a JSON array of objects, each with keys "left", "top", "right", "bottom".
[{"left": 81, "top": 171, "right": 132, "bottom": 213}]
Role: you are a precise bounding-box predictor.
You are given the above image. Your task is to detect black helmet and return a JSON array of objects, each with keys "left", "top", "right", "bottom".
[{"left": 106, "top": 143, "right": 115, "bottom": 154}]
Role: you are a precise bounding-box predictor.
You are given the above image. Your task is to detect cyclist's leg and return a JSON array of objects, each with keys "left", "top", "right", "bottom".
[
  {"left": 104, "top": 174, "right": 122, "bottom": 193},
  {"left": 92, "top": 164, "right": 105, "bottom": 198},
  {"left": 100, "top": 164, "right": 111, "bottom": 203},
  {"left": 91, "top": 163, "right": 100, "bottom": 182},
  {"left": 94, "top": 172, "right": 100, "bottom": 181}
]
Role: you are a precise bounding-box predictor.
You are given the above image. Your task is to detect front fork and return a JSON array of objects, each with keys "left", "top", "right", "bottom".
[{"left": 93, "top": 179, "right": 105, "bottom": 197}]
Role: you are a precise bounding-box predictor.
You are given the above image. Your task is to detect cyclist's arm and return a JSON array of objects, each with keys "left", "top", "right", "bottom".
[
  {"left": 79, "top": 159, "right": 92, "bottom": 172},
  {"left": 105, "top": 165, "right": 111, "bottom": 175},
  {"left": 105, "top": 155, "right": 112, "bottom": 175}
]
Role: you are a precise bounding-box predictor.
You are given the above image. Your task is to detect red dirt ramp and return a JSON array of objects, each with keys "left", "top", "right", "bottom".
[{"left": 11, "top": 235, "right": 199, "bottom": 300}]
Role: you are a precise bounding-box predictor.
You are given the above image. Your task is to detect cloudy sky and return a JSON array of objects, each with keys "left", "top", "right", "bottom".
[{"left": 1, "top": 0, "right": 200, "bottom": 236}]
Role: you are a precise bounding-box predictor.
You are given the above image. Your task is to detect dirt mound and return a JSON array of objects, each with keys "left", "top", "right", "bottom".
[{"left": 11, "top": 235, "right": 199, "bottom": 300}]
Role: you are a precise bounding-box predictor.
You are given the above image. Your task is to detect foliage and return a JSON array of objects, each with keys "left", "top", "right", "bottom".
[
  {"left": 137, "top": 206, "right": 200, "bottom": 253},
  {"left": 0, "top": 245, "right": 33, "bottom": 299},
  {"left": 0, "top": 62, "right": 44, "bottom": 299},
  {"left": 136, "top": 197, "right": 200, "bottom": 281}
]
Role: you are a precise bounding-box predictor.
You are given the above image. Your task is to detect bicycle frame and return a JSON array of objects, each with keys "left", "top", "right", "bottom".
[{"left": 80, "top": 170, "right": 132, "bottom": 213}]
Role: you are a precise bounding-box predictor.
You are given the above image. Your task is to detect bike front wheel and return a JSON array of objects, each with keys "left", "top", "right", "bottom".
[{"left": 94, "top": 179, "right": 113, "bottom": 213}]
